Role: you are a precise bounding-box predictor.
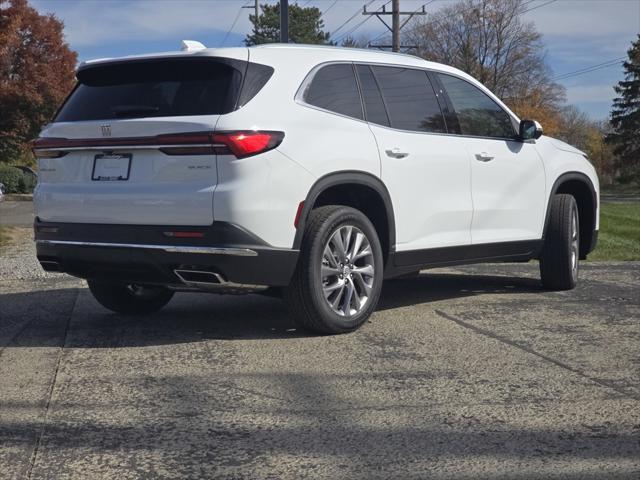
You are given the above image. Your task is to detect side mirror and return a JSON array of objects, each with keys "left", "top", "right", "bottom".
[{"left": 519, "top": 119, "right": 543, "bottom": 141}]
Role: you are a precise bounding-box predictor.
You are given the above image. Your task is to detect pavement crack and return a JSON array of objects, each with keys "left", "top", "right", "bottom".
[
  {"left": 25, "top": 287, "right": 80, "bottom": 480},
  {"left": 435, "top": 309, "right": 640, "bottom": 401}
]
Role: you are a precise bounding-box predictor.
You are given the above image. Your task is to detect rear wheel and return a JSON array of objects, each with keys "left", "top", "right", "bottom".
[
  {"left": 88, "top": 280, "right": 174, "bottom": 314},
  {"left": 540, "top": 194, "right": 579, "bottom": 290},
  {"left": 285, "top": 205, "right": 384, "bottom": 334}
]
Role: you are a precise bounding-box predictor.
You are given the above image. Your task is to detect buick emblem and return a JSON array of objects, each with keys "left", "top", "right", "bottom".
[{"left": 100, "top": 125, "right": 111, "bottom": 137}]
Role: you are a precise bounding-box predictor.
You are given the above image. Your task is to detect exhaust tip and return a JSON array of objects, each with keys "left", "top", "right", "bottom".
[{"left": 174, "top": 269, "right": 224, "bottom": 285}]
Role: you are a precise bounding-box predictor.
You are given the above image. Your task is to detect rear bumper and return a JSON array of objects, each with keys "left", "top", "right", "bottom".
[{"left": 34, "top": 220, "right": 298, "bottom": 287}]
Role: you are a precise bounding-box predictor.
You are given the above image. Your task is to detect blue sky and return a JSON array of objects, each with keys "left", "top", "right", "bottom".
[{"left": 32, "top": 0, "right": 640, "bottom": 120}]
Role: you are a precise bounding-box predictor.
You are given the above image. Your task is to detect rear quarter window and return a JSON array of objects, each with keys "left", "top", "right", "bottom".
[
  {"left": 55, "top": 58, "right": 248, "bottom": 122},
  {"left": 302, "top": 64, "right": 364, "bottom": 120}
]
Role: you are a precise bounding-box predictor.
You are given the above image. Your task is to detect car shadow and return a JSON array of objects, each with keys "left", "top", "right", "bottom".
[
  {"left": 0, "top": 272, "right": 543, "bottom": 348},
  {"left": 378, "top": 271, "right": 542, "bottom": 311}
]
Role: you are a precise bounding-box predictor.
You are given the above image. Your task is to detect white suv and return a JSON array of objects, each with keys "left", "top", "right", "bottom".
[{"left": 33, "top": 43, "right": 599, "bottom": 334}]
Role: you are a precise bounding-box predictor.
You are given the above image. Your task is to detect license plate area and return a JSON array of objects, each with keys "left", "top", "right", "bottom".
[{"left": 92, "top": 154, "right": 132, "bottom": 181}]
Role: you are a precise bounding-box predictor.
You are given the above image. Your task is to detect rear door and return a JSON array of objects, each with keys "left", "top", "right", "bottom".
[
  {"left": 35, "top": 53, "right": 248, "bottom": 226},
  {"left": 436, "top": 73, "right": 546, "bottom": 244},
  {"left": 357, "top": 64, "right": 473, "bottom": 253}
]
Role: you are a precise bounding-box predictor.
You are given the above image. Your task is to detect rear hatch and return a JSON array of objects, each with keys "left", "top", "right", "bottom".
[{"left": 35, "top": 52, "right": 249, "bottom": 226}]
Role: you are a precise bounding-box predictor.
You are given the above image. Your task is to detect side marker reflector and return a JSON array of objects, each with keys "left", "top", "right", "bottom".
[{"left": 294, "top": 201, "right": 305, "bottom": 228}]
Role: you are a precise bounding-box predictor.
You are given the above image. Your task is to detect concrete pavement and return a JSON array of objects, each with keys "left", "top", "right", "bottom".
[{"left": 1, "top": 233, "right": 638, "bottom": 479}]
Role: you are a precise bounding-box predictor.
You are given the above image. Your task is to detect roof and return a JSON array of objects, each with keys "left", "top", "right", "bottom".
[{"left": 79, "top": 43, "right": 442, "bottom": 72}]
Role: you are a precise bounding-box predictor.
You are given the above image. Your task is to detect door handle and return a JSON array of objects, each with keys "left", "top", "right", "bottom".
[
  {"left": 475, "top": 152, "right": 494, "bottom": 162},
  {"left": 385, "top": 147, "right": 409, "bottom": 159}
]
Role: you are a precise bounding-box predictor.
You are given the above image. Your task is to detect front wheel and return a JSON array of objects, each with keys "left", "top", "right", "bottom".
[
  {"left": 540, "top": 194, "right": 580, "bottom": 290},
  {"left": 285, "top": 205, "right": 384, "bottom": 334},
  {"left": 88, "top": 280, "right": 174, "bottom": 314}
]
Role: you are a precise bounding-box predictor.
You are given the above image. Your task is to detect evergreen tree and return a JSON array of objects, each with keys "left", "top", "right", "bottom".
[
  {"left": 607, "top": 35, "right": 640, "bottom": 182},
  {"left": 244, "top": 3, "right": 331, "bottom": 46}
]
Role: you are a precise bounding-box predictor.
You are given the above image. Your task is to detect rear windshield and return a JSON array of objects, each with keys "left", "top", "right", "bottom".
[{"left": 55, "top": 58, "right": 246, "bottom": 122}]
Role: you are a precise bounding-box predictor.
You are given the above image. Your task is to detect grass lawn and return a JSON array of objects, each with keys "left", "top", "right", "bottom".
[
  {"left": 588, "top": 202, "right": 640, "bottom": 261},
  {"left": 601, "top": 184, "right": 640, "bottom": 195},
  {"left": 0, "top": 226, "right": 10, "bottom": 248},
  {"left": 0, "top": 226, "right": 26, "bottom": 251}
]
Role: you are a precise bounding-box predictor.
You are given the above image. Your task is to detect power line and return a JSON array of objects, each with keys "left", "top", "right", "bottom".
[
  {"left": 221, "top": 3, "right": 247, "bottom": 46},
  {"left": 335, "top": 1, "right": 392, "bottom": 43},
  {"left": 322, "top": 0, "right": 340, "bottom": 16},
  {"left": 553, "top": 57, "right": 626, "bottom": 81},
  {"left": 521, "top": 0, "right": 557, "bottom": 13},
  {"left": 332, "top": 0, "right": 378, "bottom": 37},
  {"left": 368, "top": 0, "right": 434, "bottom": 43},
  {"left": 382, "top": 0, "right": 541, "bottom": 44}
]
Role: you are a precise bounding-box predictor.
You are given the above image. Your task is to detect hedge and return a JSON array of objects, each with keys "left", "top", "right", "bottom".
[{"left": 0, "top": 165, "right": 35, "bottom": 194}]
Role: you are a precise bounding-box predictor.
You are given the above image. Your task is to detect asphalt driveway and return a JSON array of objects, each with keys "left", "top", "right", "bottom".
[{"left": 1, "top": 231, "right": 638, "bottom": 479}]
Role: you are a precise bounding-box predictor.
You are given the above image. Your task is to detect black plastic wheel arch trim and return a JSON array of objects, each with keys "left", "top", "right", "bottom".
[
  {"left": 543, "top": 171, "right": 598, "bottom": 255},
  {"left": 292, "top": 171, "right": 397, "bottom": 253}
]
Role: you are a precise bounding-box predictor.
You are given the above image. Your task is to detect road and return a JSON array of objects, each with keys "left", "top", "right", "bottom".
[{"left": 1, "top": 227, "right": 638, "bottom": 479}]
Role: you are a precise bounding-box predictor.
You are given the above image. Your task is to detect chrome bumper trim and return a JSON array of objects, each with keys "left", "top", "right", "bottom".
[{"left": 35, "top": 240, "right": 258, "bottom": 257}]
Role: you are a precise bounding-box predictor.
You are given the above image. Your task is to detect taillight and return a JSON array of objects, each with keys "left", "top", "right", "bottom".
[
  {"left": 32, "top": 131, "right": 284, "bottom": 159},
  {"left": 212, "top": 131, "right": 284, "bottom": 159}
]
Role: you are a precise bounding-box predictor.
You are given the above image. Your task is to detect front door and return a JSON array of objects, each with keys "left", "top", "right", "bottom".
[{"left": 436, "top": 73, "right": 546, "bottom": 244}]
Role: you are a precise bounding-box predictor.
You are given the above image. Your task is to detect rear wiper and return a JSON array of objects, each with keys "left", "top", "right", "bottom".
[{"left": 112, "top": 105, "right": 160, "bottom": 118}]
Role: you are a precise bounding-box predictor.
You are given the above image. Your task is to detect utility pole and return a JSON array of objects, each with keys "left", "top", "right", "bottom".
[
  {"left": 364, "top": 1, "right": 427, "bottom": 52},
  {"left": 392, "top": 0, "right": 400, "bottom": 53},
  {"left": 242, "top": 0, "right": 259, "bottom": 24},
  {"left": 280, "top": 0, "right": 289, "bottom": 43}
]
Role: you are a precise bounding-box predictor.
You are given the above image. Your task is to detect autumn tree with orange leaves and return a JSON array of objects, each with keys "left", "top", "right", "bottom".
[
  {"left": 0, "top": 0, "right": 76, "bottom": 164},
  {"left": 406, "top": 0, "right": 566, "bottom": 136}
]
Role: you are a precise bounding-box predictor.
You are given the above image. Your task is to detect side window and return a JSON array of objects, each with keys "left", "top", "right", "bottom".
[
  {"left": 303, "top": 64, "right": 363, "bottom": 120},
  {"left": 355, "top": 64, "right": 390, "bottom": 127},
  {"left": 370, "top": 66, "right": 446, "bottom": 133},
  {"left": 437, "top": 73, "right": 515, "bottom": 139}
]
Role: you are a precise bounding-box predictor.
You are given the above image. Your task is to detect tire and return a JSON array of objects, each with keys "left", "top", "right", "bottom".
[
  {"left": 285, "top": 205, "right": 384, "bottom": 334},
  {"left": 88, "top": 280, "right": 174, "bottom": 315},
  {"left": 540, "top": 194, "right": 580, "bottom": 290}
]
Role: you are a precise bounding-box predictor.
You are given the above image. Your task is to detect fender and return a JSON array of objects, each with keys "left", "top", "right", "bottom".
[
  {"left": 292, "top": 171, "right": 396, "bottom": 252},
  {"left": 543, "top": 171, "right": 598, "bottom": 255}
]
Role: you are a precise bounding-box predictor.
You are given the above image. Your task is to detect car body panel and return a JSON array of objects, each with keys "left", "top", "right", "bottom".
[{"left": 34, "top": 44, "right": 600, "bottom": 289}]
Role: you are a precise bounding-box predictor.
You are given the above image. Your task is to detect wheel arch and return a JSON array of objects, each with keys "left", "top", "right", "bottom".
[
  {"left": 544, "top": 172, "right": 598, "bottom": 258},
  {"left": 293, "top": 171, "right": 396, "bottom": 266}
]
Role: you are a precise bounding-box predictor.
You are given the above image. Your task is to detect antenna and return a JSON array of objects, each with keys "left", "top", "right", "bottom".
[{"left": 181, "top": 40, "right": 206, "bottom": 52}]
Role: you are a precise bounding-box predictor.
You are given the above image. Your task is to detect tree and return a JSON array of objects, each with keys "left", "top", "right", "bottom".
[
  {"left": 341, "top": 35, "right": 369, "bottom": 49},
  {"left": 584, "top": 121, "right": 616, "bottom": 185},
  {"left": 557, "top": 105, "right": 592, "bottom": 151},
  {"left": 0, "top": 0, "right": 77, "bottom": 164},
  {"left": 245, "top": 3, "right": 331, "bottom": 46},
  {"left": 606, "top": 34, "right": 639, "bottom": 183},
  {"left": 555, "top": 106, "right": 616, "bottom": 183},
  {"left": 405, "top": 0, "right": 565, "bottom": 131}
]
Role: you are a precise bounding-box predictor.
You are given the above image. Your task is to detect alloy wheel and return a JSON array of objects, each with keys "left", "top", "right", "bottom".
[{"left": 320, "top": 225, "right": 375, "bottom": 317}]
